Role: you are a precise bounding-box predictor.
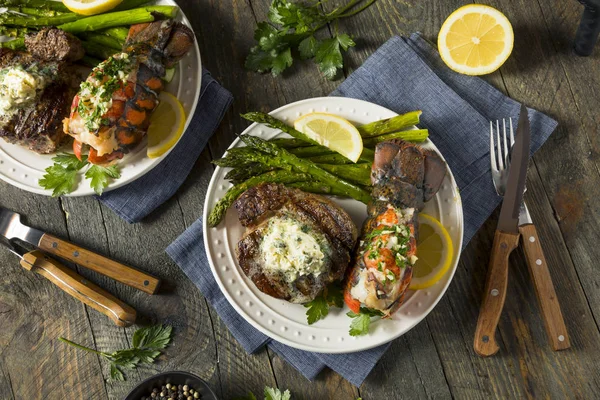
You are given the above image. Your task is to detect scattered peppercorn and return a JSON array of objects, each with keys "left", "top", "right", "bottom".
[{"left": 142, "top": 384, "right": 202, "bottom": 400}]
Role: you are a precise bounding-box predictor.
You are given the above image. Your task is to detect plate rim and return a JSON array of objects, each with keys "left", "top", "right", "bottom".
[
  {"left": 203, "top": 96, "right": 464, "bottom": 353},
  {"left": 0, "top": 0, "right": 202, "bottom": 197}
]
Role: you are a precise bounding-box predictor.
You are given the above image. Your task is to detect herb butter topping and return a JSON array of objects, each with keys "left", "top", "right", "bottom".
[{"left": 0, "top": 65, "right": 52, "bottom": 120}]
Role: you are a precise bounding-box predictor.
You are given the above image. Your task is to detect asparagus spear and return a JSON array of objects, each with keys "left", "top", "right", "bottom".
[
  {"left": 225, "top": 164, "right": 273, "bottom": 185},
  {"left": 0, "top": 0, "right": 70, "bottom": 12},
  {"left": 113, "top": 0, "right": 151, "bottom": 11},
  {"left": 240, "top": 135, "right": 371, "bottom": 204},
  {"left": 307, "top": 153, "right": 356, "bottom": 164},
  {"left": 358, "top": 111, "right": 422, "bottom": 138},
  {"left": 269, "top": 137, "right": 312, "bottom": 148},
  {"left": 0, "top": 25, "right": 31, "bottom": 38},
  {"left": 82, "top": 40, "right": 118, "bottom": 60},
  {"left": 0, "top": 37, "right": 24, "bottom": 49},
  {"left": 58, "top": 6, "right": 178, "bottom": 33},
  {"left": 362, "top": 129, "right": 429, "bottom": 147},
  {"left": 3, "top": 6, "right": 65, "bottom": 16},
  {"left": 208, "top": 170, "right": 310, "bottom": 227},
  {"left": 287, "top": 182, "right": 348, "bottom": 197},
  {"left": 317, "top": 163, "right": 371, "bottom": 186},
  {"left": 1, "top": 12, "right": 80, "bottom": 26},
  {"left": 100, "top": 27, "right": 129, "bottom": 42},
  {"left": 79, "top": 32, "right": 123, "bottom": 50}
]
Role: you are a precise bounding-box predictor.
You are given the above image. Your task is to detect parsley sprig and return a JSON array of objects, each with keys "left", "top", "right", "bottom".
[
  {"left": 347, "top": 308, "right": 384, "bottom": 336},
  {"left": 246, "top": 0, "right": 376, "bottom": 80},
  {"left": 235, "top": 386, "right": 291, "bottom": 400},
  {"left": 39, "top": 153, "right": 120, "bottom": 196},
  {"left": 59, "top": 325, "right": 173, "bottom": 381},
  {"left": 303, "top": 282, "right": 344, "bottom": 325}
]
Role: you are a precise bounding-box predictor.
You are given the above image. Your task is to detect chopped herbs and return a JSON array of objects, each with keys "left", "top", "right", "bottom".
[
  {"left": 39, "top": 153, "right": 121, "bottom": 196},
  {"left": 59, "top": 325, "right": 173, "bottom": 381},
  {"left": 245, "top": 0, "right": 376, "bottom": 80}
]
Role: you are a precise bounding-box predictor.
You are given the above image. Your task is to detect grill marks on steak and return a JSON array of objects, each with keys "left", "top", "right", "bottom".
[
  {"left": 234, "top": 183, "right": 358, "bottom": 303},
  {"left": 0, "top": 28, "right": 84, "bottom": 154}
]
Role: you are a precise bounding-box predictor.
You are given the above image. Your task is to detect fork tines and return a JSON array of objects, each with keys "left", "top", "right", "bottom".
[{"left": 490, "top": 118, "right": 515, "bottom": 173}]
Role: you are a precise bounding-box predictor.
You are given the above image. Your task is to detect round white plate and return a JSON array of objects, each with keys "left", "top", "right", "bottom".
[
  {"left": 0, "top": 0, "right": 202, "bottom": 196},
  {"left": 203, "top": 97, "right": 464, "bottom": 353}
]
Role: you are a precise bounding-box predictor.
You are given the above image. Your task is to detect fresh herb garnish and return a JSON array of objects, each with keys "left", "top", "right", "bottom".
[
  {"left": 347, "top": 308, "right": 384, "bottom": 336},
  {"left": 245, "top": 0, "right": 375, "bottom": 80},
  {"left": 303, "top": 282, "right": 344, "bottom": 325},
  {"left": 59, "top": 325, "right": 173, "bottom": 381},
  {"left": 39, "top": 153, "right": 121, "bottom": 196},
  {"left": 235, "top": 387, "right": 291, "bottom": 400}
]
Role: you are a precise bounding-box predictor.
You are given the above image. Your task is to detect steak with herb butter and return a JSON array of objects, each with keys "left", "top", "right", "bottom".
[
  {"left": 235, "top": 183, "right": 358, "bottom": 304},
  {"left": 0, "top": 28, "right": 83, "bottom": 153}
]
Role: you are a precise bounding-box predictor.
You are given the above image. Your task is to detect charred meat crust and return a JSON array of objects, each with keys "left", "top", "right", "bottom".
[{"left": 25, "top": 28, "right": 84, "bottom": 62}]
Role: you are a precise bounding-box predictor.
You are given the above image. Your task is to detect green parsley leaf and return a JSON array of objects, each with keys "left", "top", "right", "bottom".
[
  {"left": 39, "top": 164, "right": 80, "bottom": 197},
  {"left": 132, "top": 325, "right": 173, "bottom": 349},
  {"left": 315, "top": 34, "right": 356, "bottom": 80},
  {"left": 52, "top": 152, "right": 88, "bottom": 169},
  {"left": 255, "top": 22, "right": 285, "bottom": 52},
  {"left": 347, "top": 308, "right": 384, "bottom": 336},
  {"left": 298, "top": 35, "right": 318, "bottom": 59},
  {"left": 85, "top": 164, "right": 121, "bottom": 195},
  {"left": 264, "top": 386, "right": 292, "bottom": 400},
  {"left": 110, "top": 363, "right": 125, "bottom": 381},
  {"left": 232, "top": 393, "right": 258, "bottom": 400},
  {"left": 271, "top": 47, "right": 293, "bottom": 76},
  {"left": 304, "top": 295, "right": 329, "bottom": 325}
]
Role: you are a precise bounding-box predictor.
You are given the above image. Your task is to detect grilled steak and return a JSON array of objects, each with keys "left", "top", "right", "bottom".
[
  {"left": 235, "top": 183, "right": 358, "bottom": 304},
  {"left": 0, "top": 28, "right": 84, "bottom": 153}
]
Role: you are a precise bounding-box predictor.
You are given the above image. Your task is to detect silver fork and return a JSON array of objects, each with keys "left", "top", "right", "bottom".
[
  {"left": 489, "top": 118, "right": 570, "bottom": 351},
  {"left": 489, "top": 118, "right": 514, "bottom": 197}
]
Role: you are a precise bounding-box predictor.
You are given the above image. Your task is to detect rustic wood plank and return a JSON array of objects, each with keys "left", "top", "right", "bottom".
[{"left": 0, "top": 187, "right": 107, "bottom": 399}]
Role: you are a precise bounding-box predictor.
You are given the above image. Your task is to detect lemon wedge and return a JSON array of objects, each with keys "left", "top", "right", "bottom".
[
  {"left": 409, "top": 213, "right": 454, "bottom": 290},
  {"left": 294, "top": 113, "right": 363, "bottom": 163},
  {"left": 62, "top": 0, "right": 123, "bottom": 15},
  {"left": 147, "top": 92, "right": 186, "bottom": 159},
  {"left": 437, "top": 4, "right": 514, "bottom": 76}
]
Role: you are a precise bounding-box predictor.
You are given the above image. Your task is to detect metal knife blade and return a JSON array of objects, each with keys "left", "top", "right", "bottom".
[
  {"left": 497, "top": 104, "right": 531, "bottom": 233},
  {"left": 0, "top": 207, "right": 44, "bottom": 246}
]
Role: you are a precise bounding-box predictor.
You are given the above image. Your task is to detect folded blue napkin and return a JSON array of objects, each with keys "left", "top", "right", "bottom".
[
  {"left": 99, "top": 69, "right": 233, "bottom": 223},
  {"left": 166, "top": 33, "right": 558, "bottom": 387}
]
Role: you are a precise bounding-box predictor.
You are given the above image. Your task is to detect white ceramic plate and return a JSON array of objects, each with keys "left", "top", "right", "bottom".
[
  {"left": 204, "top": 97, "right": 464, "bottom": 353},
  {"left": 0, "top": 0, "right": 202, "bottom": 196}
]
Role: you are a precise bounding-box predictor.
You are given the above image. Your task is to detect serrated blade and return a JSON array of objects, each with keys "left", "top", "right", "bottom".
[{"left": 497, "top": 105, "right": 531, "bottom": 233}]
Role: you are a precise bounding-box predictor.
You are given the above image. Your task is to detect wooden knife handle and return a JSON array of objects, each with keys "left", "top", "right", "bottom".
[
  {"left": 20, "top": 250, "right": 136, "bottom": 327},
  {"left": 519, "top": 224, "right": 570, "bottom": 351},
  {"left": 474, "top": 230, "right": 520, "bottom": 356},
  {"left": 38, "top": 234, "right": 160, "bottom": 295}
]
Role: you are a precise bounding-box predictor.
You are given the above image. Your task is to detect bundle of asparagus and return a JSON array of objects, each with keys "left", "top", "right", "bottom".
[
  {"left": 0, "top": 0, "right": 178, "bottom": 63},
  {"left": 208, "top": 110, "right": 429, "bottom": 227}
]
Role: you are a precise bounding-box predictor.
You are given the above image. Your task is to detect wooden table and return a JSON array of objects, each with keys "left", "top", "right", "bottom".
[{"left": 1, "top": 1, "right": 600, "bottom": 399}]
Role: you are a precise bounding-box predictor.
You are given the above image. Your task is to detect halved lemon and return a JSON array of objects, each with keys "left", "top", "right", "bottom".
[
  {"left": 437, "top": 4, "right": 514, "bottom": 76},
  {"left": 294, "top": 113, "right": 363, "bottom": 163},
  {"left": 62, "top": 0, "right": 123, "bottom": 15},
  {"left": 409, "top": 213, "right": 454, "bottom": 290},
  {"left": 147, "top": 92, "right": 186, "bottom": 159}
]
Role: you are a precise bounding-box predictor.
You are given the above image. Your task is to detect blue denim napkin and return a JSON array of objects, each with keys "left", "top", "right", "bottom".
[
  {"left": 167, "top": 33, "right": 558, "bottom": 387},
  {"left": 99, "top": 69, "right": 233, "bottom": 223}
]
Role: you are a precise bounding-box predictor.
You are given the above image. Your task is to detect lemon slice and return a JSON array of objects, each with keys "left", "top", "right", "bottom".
[
  {"left": 437, "top": 4, "right": 514, "bottom": 76},
  {"left": 62, "top": 0, "right": 123, "bottom": 15},
  {"left": 147, "top": 92, "right": 186, "bottom": 159},
  {"left": 294, "top": 113, "right": 363, "bottom": 163},
  {"left": 409, "top": 213, "right": 454, "bottom": 290}
]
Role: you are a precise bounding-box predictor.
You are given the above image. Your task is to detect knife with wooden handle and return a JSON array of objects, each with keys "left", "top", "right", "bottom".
[
  {"left": 0, "top": 206, "right": 160, "bottom": 294},
  {"left": 475, "top": 105, "right": 531, "bottom": 357},
  {"left": 0, "top": 239, "right": 137, "bottom": 327},
  {"left": 519, "top": 222, "right": 570, "bottom": 350},
  {"left": 474, "top": 231, "right": 520, "bottom": 356}
]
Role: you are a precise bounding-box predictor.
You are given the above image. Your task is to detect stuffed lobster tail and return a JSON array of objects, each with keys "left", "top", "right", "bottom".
[
  {"left": 64, "top": 20, "right": 194, "bottom": 164},
  {"left": 344, "top": 139, "right": 447, "bottom": 317}
]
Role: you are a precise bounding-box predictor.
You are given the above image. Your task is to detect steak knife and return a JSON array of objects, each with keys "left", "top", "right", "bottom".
[
  {"left": 474, "top": 105, "right": 530, "bottom": 357},
  {"left": 1, "top": 238, "right": 136, "bottom": 327},
  {"left": 0, "top": 207, "right": 160, "bottom": 294}
]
